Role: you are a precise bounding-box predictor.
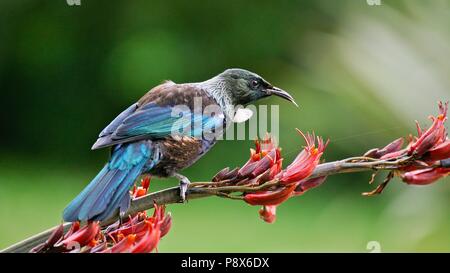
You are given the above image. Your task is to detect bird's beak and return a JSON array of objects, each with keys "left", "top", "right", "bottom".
[{"left": 267, "top": 86, "right": 298, "bottom": 107}]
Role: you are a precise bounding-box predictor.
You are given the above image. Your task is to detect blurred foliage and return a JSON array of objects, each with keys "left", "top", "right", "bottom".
[{"left": 0, "top": 0, "right": 449, "bottom": 251}]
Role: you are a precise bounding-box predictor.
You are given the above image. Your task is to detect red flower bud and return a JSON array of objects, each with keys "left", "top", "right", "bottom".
[
  {"left": 401, "top": 167, "right": 450, "bottom": 185},
  {"left": 141, "top": 176, "right": 151, "bottom": 190},
  {"left": 294, "top": 176, "right": 328, "bottom": 195},
  {"left": 58, "top": 221, "right": 100, "bottom": 249},
  {"left": 237, "top": 138, "right": 282, "bottom": 180},
  {"left": 30, "top": 224, "right": 65, "bottom": 253},
  {"left": 130, "top": 221, "right": 161, "bottom": 253},
  {"left": 423, "top": 139, "right": 450, "bottom": 162},
  {"left": 238, "top": 161, "right": 259, "bottom": 178},
  {"left": 259, "top": 205, "right": 277, "bottom": 223},
  {"left": 251, "top": 153, "right": 275, "bottom": 178},
  {"left": 364, "top": 138, "right": 404, "bottom": 159},
  {"left": 212, "top": 167, "right": 240, "bottom": 182},
  {"left": 380, "top": 148, "right": 408, "bottom": 160},
  {"left": 64, "top": 221, "right": 80, "bottom": 238},
  {"left": 160, "top": 213, "right": 172, "bottom": 238},
  {"left": 108, "top": 217, "right": 148, "bottom": 239},
  {"left": 269, "top": 159, "right": 283, "bottom": 179},
  {"left": 134, "top": 187, "right": 147, "bottom": 198},
  {"left": 244, "top": 184, "right": 297, "bottom": 206},
  {"left": 104, "top": 234, "right": 136, "bottom": 253}
]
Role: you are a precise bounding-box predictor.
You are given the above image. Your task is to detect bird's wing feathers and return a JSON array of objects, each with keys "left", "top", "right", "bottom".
[
  {"left": 98, "top": 103, "right": 139, "bottom": 138},
  {"left": 92, "top": 82, "right": 224, "bottom": 150}
]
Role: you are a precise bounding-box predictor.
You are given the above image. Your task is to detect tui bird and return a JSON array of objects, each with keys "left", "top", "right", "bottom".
[{"left": 63, "top": 68, "right": 297, "bottom": 222}]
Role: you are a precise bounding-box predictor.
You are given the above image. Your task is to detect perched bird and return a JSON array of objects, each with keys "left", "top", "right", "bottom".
[{"left": 63, "top": 68, "right": 297, "bottom": 222}]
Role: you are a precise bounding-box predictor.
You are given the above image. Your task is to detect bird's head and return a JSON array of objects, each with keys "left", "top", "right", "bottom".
[{"left": 216, "top": 68, "right": 298, "bottom": 107}]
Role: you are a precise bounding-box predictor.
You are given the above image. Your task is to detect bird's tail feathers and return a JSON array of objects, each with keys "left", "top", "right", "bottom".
[{"left": 63, "top": 142, "right": 158, "bottom": 222}]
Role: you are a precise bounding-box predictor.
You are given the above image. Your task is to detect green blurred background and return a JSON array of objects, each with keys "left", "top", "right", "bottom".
[{"left": 1, "top": 0, "right": 449, "bottom": 252}]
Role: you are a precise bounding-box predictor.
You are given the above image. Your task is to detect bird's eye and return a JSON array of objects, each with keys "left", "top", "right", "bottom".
[{"left": 251, "top": 80, "right": 259, "bottom": 88}]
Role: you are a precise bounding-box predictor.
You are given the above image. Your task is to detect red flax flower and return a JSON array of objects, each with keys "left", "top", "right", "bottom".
[
  {"left": 243, "top": 131, "right": 328, "bottom": 206},
  {"left": 210, "top": 131, "right": 328, "bottom": 223},
  {"left": 57, "top": 221, "right": 100, "bottom": 250},
  {"left": 237, "top": 136, "right": 283, "bottom": 183},
  {"left": 408, "top": 101, "right": 447, "bottom": 156},
  {"left": 131, "top": 176, "right": 151, "bottom": 198},
  {"left": 233, "top": 131, "right": 329, "bottom": 222},
  {"left": 397, "top": 102, "right": 449, "bottom": 185},
  {"left": 363, "top": 101, "right": 450, "bottom": 186},
  {"left": 278, "top": 130, "right": 329, "bottom": 185},
  {"left": 212, "top": 136, "right": 283, "bottom": 186},
  {"left": 31, "top": 178, "right": 172, "bottom": 253}
]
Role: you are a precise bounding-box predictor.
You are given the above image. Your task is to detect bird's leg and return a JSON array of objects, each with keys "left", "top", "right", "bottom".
[{"left": 173, "top": 173, "right": 191, "bottom": 202}]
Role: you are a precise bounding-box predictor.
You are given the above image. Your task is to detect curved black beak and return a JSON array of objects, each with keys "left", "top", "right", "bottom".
[{"left": 267, "top": 86, "right": 298, "bottom": 107}]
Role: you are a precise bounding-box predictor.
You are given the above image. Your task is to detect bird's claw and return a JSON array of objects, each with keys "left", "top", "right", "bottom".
[
  {"left": 174, "top": 173, "right": 190, "bottom": 203},
  {"left": 179, "top": 179, "right": 189, "bottom": 202}
]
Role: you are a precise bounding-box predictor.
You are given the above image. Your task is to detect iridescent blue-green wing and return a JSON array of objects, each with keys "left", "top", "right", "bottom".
[{"left": 92, "top": 82, "right": 224, "bottom": 149}]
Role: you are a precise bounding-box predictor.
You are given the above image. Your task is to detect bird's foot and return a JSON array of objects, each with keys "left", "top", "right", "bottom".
[{"left": 173, "top": 173, "right": 191, "bottom": 203}]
